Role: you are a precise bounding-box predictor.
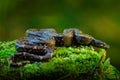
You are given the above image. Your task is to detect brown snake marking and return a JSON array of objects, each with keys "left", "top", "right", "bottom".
[{"left": 8, "top": 28, "right": 109, "bottom": 67}]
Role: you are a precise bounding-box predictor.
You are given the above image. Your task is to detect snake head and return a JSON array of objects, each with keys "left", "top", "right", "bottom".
[{"left": 91, "top": 39, "right": 110, "bottom": 49}]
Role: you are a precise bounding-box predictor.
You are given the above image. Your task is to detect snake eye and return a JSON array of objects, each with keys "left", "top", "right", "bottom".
[{"left": 100, "top": 44, "right": 104, "bottom": 47}]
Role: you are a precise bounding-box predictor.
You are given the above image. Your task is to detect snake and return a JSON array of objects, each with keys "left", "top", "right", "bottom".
[{"left": 8, "top": 28, "right": 109, "bottom": 67}]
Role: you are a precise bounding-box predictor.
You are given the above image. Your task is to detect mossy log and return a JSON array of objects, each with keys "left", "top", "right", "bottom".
[{"left": 0, "top": 41, "right": 120, "bottom": 80}]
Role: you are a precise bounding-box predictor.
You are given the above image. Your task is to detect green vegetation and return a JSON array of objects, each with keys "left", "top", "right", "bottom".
[{"left": 0, "top": 41, "right": 120, "bottom": 80}]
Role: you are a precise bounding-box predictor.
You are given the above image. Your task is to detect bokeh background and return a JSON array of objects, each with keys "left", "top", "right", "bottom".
[{"left": 0, "top": 0, "right": 120, "bottom": 70}]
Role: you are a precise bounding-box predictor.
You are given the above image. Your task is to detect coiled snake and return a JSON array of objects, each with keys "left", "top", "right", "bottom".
[{"left": 8, "top": 28, "right": 109, "bottom": 67}]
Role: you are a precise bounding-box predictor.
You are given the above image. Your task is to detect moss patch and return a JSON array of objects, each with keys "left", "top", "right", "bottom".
[{"left": 0, "top": 41, "right": 120, "bottom": 80}]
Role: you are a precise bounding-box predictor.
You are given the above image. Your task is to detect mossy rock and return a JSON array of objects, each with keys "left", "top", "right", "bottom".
[{"left": 0, "top": 41, "right": 120, "bottom": 80}]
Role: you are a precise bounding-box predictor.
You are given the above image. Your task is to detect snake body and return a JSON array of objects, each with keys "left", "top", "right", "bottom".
[{"left": 9, "top": 28, "right": 109, "bottom": 67}]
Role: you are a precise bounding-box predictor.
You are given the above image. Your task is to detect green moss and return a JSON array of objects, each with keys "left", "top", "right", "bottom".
[{"left": 0, "top": 41, "right": 120, "bottom": 80}]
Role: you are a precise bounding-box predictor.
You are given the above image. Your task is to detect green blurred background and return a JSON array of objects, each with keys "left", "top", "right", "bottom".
[{"left": 0, "top": 0, "right": 120, "bottom": 70}]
